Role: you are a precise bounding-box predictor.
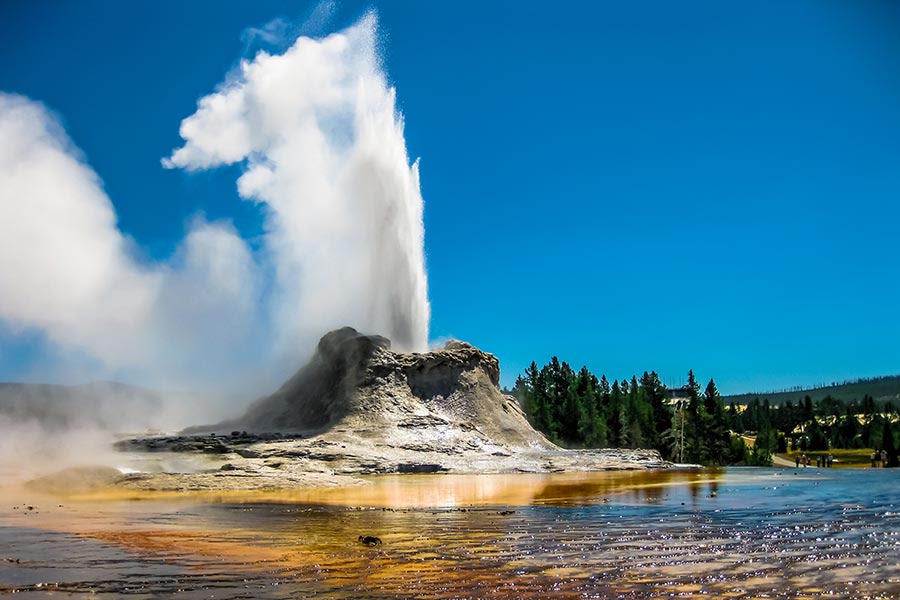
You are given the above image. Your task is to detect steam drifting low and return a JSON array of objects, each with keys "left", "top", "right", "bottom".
[{"left": 0, "top": 14, "right": 430, "bottom": 401}]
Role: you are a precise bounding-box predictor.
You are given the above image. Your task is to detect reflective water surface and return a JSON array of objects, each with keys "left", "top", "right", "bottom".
[{"left": 1, "top": 468, "right": 898, "bottom": 598}]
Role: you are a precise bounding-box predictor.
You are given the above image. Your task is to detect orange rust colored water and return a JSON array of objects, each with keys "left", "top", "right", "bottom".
[
  {"left": 56, "top": 469, "right": 725, "bottom": 507},
  {"left": 2, "top": 469, "right": 898, "bottom": 598}
]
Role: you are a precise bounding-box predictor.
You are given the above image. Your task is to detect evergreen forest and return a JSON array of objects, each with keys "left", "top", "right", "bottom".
[{"left": 508, "top": 359, "right": 900, "bottom": 467}]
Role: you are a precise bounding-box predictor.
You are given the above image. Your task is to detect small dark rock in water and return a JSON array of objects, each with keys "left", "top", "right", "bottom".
[
  {"left": 220, "top": 464, "right": 238, "bottom": 471},
  {"left": 497, "top": 510, "right": 515, "bottom": 516},
  {"left": 710, "top": 491, "right": 718, "bottom": 497},
  {"left": 358, "top": 535, "right": 382, "bottom": 546}
]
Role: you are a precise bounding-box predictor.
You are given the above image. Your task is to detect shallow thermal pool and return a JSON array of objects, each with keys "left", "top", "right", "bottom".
[{"left": 1, "top": 468, "right": 898, "bottom": 598}]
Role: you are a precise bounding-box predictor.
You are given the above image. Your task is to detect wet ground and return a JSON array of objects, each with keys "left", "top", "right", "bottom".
[{"left": 1, "top": 468, "right": 898, "bottom": 598}]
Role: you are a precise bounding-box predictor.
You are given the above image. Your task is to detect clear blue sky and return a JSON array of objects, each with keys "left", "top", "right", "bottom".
[{"left": 1, "top": 0, "right": 899, "bottom": 394}]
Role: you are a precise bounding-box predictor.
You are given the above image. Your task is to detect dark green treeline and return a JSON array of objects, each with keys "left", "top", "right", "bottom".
[
  {"left": 727, "top": 394, "right": 899, "bottom": 466},
  {"left": 509, "top": 360, "right": 765, "bottom": 466}
]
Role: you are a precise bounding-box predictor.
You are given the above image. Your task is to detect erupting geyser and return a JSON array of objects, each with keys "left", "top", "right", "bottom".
[
  {"left": 0, "top": 14, "right": 430, "bottom": 397},
  {"left": 165, "top": 12, "right": 430, "bottom": 353}
]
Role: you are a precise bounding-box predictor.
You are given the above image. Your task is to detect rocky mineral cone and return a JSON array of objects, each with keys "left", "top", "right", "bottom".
[
  {"left": 223, "top": 326, "right": 556, "bottom": 451},
  {"left": 114, "top": 328, "right": 668, "bottom": 491}
]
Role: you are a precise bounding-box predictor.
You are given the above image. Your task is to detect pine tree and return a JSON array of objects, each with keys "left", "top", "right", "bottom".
[
  {"left": 664, "top": 399, "right": 688, "bottom": 463},
  {"left": 522, "top": 363, "right": 540, "bottom": 426},
  {"left": 862, "top": 394, "right": 876, "bottom": 420},
  {"left": 562, "top": 367, "right": 584, "bottom": 444},
  {"left": 726, "top": 402, "right": 742, "bottom": 433},
  {"left": 623, "top": 375, "right": 645, "bottom": 449},
  {"left": 703, "top": 378, "right": 730, "bottom": 465},
  {"left": 684, "top": 370, "right": 707, "bottom": 463},
  {"left": 536, "top": 364, "right": 558, "bottom": 442},
  {"left": 802, "top": 395, "right": 814, "bottom": 423},
  {"left": 837, "top": 406, "right": 860, "bottom": 448},
  {"left": 883, "top": 418, "right": 898, "bottom": 468},
  {"left": 576, "top": 367, "right": 606, "bottom": 447},
  {"left": 641, "top": 371, "right": 671, "bottom": 453},
  {"left": 609, "top": 380, "right": 626, "bottom": 447}
]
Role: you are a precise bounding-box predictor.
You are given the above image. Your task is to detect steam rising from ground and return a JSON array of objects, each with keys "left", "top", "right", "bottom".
[{"left": 0, "top": 14, "right": 429, "bottom": 416}]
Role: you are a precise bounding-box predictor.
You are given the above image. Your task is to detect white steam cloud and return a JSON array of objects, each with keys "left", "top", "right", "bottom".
[
  {"left": 165, "top": 12, "right": 429, "bottom": 355},
  {"left": 0, "top": 93, "right": 264, "bottom": 395},
  {"left": 0, "top": 14, "right": 429, "bottom": 407}
]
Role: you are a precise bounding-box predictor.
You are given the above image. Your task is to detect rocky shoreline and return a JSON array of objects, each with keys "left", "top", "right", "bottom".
[{"left": 109, "top": 432, "right": 669, "bottom": 492}]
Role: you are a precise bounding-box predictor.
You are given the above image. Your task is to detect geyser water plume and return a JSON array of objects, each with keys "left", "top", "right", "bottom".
[
  {"left": 0, "top": 12, "right": 429, "bottom": 411},
  {"left": 165, "top": 12, "right": 430, "bottom": 354}
]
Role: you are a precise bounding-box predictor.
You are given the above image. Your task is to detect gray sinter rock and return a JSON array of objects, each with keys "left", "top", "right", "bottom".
[
  {"left": 217, "top": 327, "right": 554, "bottom": 450},
  {"left": 117, "top": 327, "right": 669, "bottom": 490}
]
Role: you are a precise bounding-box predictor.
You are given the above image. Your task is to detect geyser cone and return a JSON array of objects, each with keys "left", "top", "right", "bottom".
[
  {"left": 120, "top": 330, "right": 669, "bottom": 488},
  {"left": 217, "top": 327, "right": 555, "bottom": 451},
  {"left": 233, "top": 327, "right": 392, "bottom": 433}
]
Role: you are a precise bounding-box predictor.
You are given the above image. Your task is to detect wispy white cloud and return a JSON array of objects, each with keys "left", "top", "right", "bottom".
[
  {"left": 0, "top": 93, "right": 261, "bottom": 392},
  {"left": 240, "top": 1, "right": 337, "bottom": 54}
]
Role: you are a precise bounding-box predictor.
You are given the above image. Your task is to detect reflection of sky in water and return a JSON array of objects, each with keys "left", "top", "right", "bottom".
[{"left": 1, "top": 468, "right": 898, "bottom": 598}]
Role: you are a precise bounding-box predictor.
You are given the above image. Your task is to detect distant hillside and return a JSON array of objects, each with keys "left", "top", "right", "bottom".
[
  {"left": 723, "top": 375, "right": 900, "bottom": 406},
  {"left": 0, "top": 381, "right": 163, "bottom": 431}
]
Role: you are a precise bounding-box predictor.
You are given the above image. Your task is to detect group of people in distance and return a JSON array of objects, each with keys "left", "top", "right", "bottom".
[
  {"left": 794, "top": 453, "right": 834, "bottom": 468},
  {"left": 871, "top": 449, "right": 890, "bottom": 468},
  {"left": 793, "top": 449, "right": 891, "bottom": 468}
]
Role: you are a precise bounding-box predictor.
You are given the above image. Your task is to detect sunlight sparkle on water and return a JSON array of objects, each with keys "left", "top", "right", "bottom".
[{"left": 1, "top": 468, "right": 898, "bottom": 599}]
